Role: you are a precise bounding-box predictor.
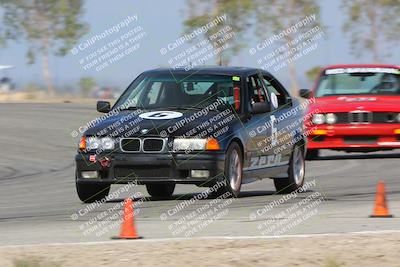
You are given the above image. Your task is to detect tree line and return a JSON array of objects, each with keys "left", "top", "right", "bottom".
[{"left": 0, "top": 0, "right": 398, "bottom": 95}]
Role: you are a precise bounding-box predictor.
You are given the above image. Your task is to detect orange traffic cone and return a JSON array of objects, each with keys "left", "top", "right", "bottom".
[
  {"left": 370, "top": 181, "right": 393, "bottom": 218},
  {"left": 112, "top": 198, "right": 142, "bottom": 239}
]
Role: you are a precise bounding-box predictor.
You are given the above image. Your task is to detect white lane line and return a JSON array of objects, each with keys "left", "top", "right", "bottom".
[{"left": 1, "top": 229, "right": 400, "bottom": 248}]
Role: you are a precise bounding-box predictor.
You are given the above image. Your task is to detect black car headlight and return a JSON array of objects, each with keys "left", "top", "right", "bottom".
[
  {"left": 173, "top": 138, "right": 220, "bottom": 151},
  {"left": 173, "top": 138, "right": 207, "bottom": 151},
  {"left": 85, "top": 136, "right": 115, "bottom": 151}
]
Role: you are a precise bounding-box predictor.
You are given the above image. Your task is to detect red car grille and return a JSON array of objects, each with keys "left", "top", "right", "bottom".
[
  {"left": 348, "top": 111, "right": 372, "bottom": 124},
  {"left": 335, "top": 112, "right": 399, "bottom": 124}
]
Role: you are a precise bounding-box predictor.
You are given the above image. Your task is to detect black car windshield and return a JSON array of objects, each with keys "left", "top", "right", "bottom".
[
  {"left": 315, "top": 69, "right": 400, "bottom": 97},
  {"left": 114, "top": 73, "right": 240, "bottom": 110}
]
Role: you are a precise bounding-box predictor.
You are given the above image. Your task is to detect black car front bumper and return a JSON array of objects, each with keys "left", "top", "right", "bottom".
[{"left": 75, "top": 151, "right": 226, "bottom": 186}]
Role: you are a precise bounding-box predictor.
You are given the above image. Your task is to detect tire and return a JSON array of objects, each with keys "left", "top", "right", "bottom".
[
  {"left": 305, "top": 149, "right": 319, "bottom": 160},
  {"left": 146, "top": 183, "right": 175, "bottom": 199},
  {"left": 274, "top": 144, "right": 305, "bottom": 194},
  {"left": 220, "top": 142, "right": 243, "bottom": 198},
  {"left": 76, "top": 182, "right": 110, "bottom": 203}
]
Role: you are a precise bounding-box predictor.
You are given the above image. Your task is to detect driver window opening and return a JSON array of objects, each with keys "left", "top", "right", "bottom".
[
  {"left": 248, "top": 75, "right": 267, "bottom": 104},
  {"left": 263, "top": 77, "right": 288, "bottom": 107}
]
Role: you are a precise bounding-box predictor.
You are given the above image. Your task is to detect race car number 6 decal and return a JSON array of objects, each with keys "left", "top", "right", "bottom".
[
  {"left": 270, "top": 115, "right": 278, "bottom": 147},
  {"left": 139, "top": 111, "right": 183, "bottom": 120}
]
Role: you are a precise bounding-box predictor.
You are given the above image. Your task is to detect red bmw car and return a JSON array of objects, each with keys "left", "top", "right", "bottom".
[{"left": 300, "top": 64, "right": 400, "bottom": 159}]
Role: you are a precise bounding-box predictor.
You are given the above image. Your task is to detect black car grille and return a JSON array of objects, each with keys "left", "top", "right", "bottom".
[
  {"left": 120, "top": 138, "right": 140, "bottom": 152},
  {"left": 335, "top": 112, "right": 399, "bottom": 124},
  {"left": 120, "top": 138, "right": 165, "bottom": 152},
  {"left": 114, "top": 166, "right": 169, "bottom": 178},
  {"left": 143, "top": 138, "right": 164, "bottom": 152}
]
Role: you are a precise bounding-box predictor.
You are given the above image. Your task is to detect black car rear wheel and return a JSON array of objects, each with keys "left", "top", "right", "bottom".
[
  {"left": 76, "top": 182, "right": 110, "bottom": 203},
  {"left": 146, "top": 183, "right": 175, "bottom": 199},
  {"left": 274, "top": 144, "right": 305, "bottom": 193}
]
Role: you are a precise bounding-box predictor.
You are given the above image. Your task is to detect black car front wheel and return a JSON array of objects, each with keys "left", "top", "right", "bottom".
[
  {"left": 220, "top": 142, "right": 243, "bottom": 198},
  {"left": 76, "top": 182, "right": 110, "bottom": 203},
  {"left": 274, "top": 144, "right": 305, "bottom": 193},
  {"left": 146, "top": 183, "right": 175, "bottom": 199}
]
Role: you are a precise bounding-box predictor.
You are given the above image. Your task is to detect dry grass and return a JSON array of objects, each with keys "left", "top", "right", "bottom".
[
  {"left": 13, "top": 257, "right": 61, "bottom": 267},
  {"left": 0, "top": 232, "right": 399, "bottom": 267}
]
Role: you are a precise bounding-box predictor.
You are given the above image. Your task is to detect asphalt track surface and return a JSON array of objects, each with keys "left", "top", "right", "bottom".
[{"left": 0, "top": 103, "right": 399, "bottom": 245}]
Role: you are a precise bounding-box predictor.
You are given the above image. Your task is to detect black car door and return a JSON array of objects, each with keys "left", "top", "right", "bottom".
[
  {"left": 261, "top": 73, "right": 296, "bottom": 164},
  {"left": 242, "top": 73, "right": 278, "bottom": 176}
]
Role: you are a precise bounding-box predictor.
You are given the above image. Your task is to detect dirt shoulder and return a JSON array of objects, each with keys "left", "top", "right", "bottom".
[
  {"left": 0, "top": 232, "right": 399, "bottom": 267},
  {"left": 0, "top": 92, "right": 101, "bottom": 104}
]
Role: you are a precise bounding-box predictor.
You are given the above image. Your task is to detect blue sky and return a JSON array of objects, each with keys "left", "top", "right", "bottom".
[{"left": 0, "top": 0, "right": 398, "bottom": 92}]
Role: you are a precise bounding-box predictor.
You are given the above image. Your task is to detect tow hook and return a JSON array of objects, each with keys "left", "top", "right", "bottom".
[{"left": 100, "top": 157, "right": 111, "bottom": 168}]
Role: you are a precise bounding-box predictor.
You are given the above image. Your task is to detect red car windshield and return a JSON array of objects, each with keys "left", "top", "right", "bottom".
[{"left": 315, "top": 68, "right": 400, "bottom": 97}]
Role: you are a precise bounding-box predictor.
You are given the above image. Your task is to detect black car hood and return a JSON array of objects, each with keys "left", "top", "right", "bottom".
[{"left": 84, "top": 109, "right": 235, "bottom": 138}]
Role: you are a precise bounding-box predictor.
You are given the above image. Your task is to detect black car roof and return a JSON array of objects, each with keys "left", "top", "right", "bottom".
[{"left": 142, "top": 66, "right": 271, "bottom": 76}]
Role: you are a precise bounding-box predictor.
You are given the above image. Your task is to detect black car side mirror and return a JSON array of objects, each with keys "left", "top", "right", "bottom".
[
  {"left": 251, "top": 102, "right": 271, "bottom": 114},
  {"left": 285, "top": 96, "right": 293, "bottom": 105},
  {"left": 299, "top": 89, "right": 312, "bottom": 99},
  {"left": 97, "top": 101, "right": 111, "bottom": 113}
]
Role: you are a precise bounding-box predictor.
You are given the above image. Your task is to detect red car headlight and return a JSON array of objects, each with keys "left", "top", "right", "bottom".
[
  {"left": 326, "top": 113, "right": 337, "bottom": 124},
  {"left": 312, "top": 114, "right": 325, "bottom": 125}
]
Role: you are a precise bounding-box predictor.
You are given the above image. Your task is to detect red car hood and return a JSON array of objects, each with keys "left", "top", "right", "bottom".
[{"left": 309, "top": 95, "right": 400, "bottom": 113}]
